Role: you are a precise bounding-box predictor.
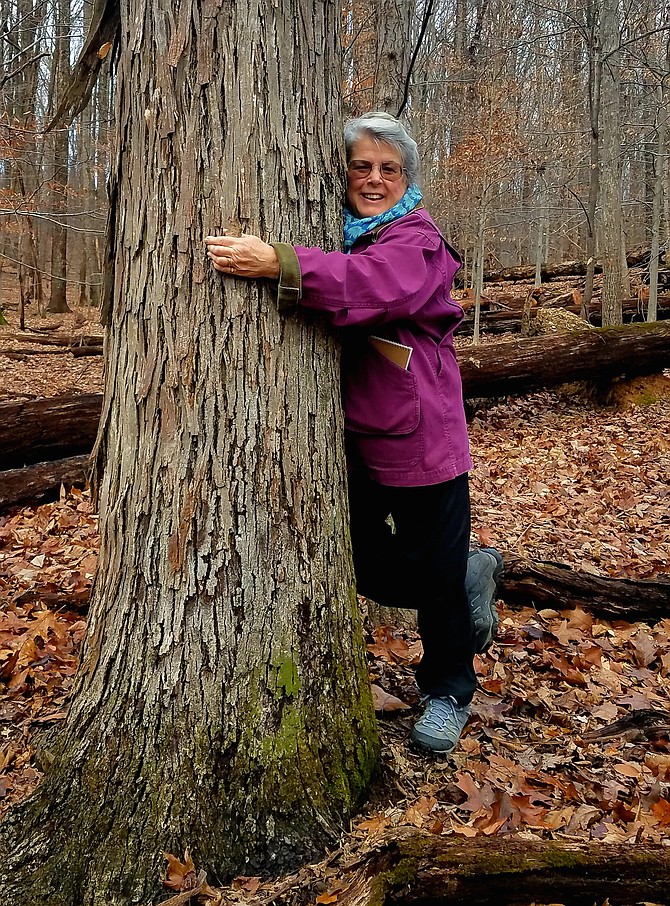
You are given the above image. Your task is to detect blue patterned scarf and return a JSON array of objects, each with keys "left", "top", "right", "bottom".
[{"left": 343, "top": 184, "right": 423, "bottom": 252}]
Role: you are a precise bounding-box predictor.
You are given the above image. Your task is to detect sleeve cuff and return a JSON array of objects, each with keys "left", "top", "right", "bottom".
[{"left": 270, "top": 242, "right": 302, "bottom": 311}]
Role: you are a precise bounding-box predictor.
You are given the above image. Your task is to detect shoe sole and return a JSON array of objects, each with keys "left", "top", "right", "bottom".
[{"left": 410, "top": 730, "right": 458, "bottom": 755}]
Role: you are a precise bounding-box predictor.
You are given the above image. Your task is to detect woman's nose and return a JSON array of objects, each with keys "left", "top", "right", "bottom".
[{"left": 366, "top": 164, "right": 383, "bottom": 184}]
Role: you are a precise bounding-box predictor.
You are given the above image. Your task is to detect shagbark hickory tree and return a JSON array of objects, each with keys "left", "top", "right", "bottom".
[{"left": 0, "top": 1, "right": 379, "bottom": 903}]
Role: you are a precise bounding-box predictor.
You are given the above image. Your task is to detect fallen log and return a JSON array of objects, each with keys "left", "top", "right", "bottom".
[
  {"left": 2, "top": 324, "right": 670, "bottom": 469},
  {"left": 500, "top": 554, "right": 670, "bottom": 623},
  {"left": 459, "top": 295, "right": 670, "bottom": 336},
  {"left": 0, "top": 455, "right": 89, "bottom": 510},
  {"left": 1, "top": 348, "right": 72, "bottom": 359},
  {"left": 484, "top": 260, "right": 599, "bottom": 282},
  {"left": 227, "top": 829, "right": 670, "bottom": 906},
  {"left": 459, "top": 321, "right": 670, "bottom": 398},
  {"left": 10, "top": 550, "right": 666, "bottom": 624},
  {"left": 0, "top": 394, "right": 102, "bottom": 470},
  {"left": 483, "top": 249, "right": 667, "bottom": 283},
  {"left": 2, "top": 332, "right": 102, "bottom": 348},
  {"left": 69, "top": 345, "right": 103, "bottom": 357}
]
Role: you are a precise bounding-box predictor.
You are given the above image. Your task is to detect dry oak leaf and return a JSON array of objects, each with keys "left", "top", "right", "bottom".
[
  {"left": 403, "top": 796, "right": 437, "bottom": 828},
  {"left": 454, "top": 771, "right": 497, "bottom": 813},
  {"left": 645, "top": 753, "right": 670, "bottom": 781},
  {"left": 370, "top": 683, "right": 410, "bottom": 713},
  {"left": 315, "top": 894, "right": 338, "bottom": 905},
  {"left": 163, "top": 850, "right": 197, "bottom": 891},
  {"left": 355, "top": 814, "right": 390, "bottom": 835},
  {"left": 367, "top": 628, "right": 421, "bottom": 665}
]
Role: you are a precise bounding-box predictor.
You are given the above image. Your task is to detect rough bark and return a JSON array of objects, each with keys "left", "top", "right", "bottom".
[
  {"left": 0, "top": 2, "right": 378, "bottom": 903},
  {"left": 327, "top": 830, "right": 670, "bottom": 905},
  {"left": 0, "top": 454, "right": 88, "bottom": 510},
  {"left": 499, "top": 554, "right": 670, "bottom": 624}
]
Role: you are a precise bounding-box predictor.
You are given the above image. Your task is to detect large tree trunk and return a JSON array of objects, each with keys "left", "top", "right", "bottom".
[{"left": 0, "top": 2, "right": 378, "bottom": 903}]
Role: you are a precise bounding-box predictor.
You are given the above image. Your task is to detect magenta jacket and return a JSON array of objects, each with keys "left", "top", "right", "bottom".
[{"left": 272, "top": 208, "right": 472, "bottom": 487}]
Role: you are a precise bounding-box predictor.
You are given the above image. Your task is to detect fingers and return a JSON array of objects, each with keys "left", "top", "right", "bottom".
[
  {"left": 205, "top": 232, "right": 279, "bottom": 279},
  {"left": 206, "top": 246, "right": 239, "bottom": 274},
  {"left": 205, "top": 231, "right": 239, "bottom": 274}
]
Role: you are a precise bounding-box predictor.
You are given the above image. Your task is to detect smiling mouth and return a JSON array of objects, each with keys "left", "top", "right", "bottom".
[{"left": 361, "top": 194, "right": 384, "bottom": 201}]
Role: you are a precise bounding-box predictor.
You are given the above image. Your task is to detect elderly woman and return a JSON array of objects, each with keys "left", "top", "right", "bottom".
[{"left": 206, "top": 112, "right": 502, "bottom": 755}]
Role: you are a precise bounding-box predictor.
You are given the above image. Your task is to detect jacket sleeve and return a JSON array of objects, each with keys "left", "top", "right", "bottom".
[{"left": 272, "top": 221, "right": 450, "bottom": 328}]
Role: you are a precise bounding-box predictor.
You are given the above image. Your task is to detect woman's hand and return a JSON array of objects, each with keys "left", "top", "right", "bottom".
[{"left": 205, "top": 232, "right": 280, "bottom": 280}]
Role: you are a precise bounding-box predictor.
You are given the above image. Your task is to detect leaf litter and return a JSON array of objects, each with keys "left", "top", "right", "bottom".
[{"left": 1, "top": 366, "right": 670, "bottom": 902}]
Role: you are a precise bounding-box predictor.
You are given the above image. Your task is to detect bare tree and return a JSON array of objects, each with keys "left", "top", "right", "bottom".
[
  {"left": 0, "top": 1, "right": 378, "bottom": 902},
  {"left": 343, "top": 0, "right": 414, "bottom": 114},
  {"left": 647, "top": 27, "right": 670, "bottom": 322},
  {"left": 599, "top": 0, "right": 625, "bottom": 325},
  {"left": 47, "top": 0, "right": 72, "bottom": 313}
]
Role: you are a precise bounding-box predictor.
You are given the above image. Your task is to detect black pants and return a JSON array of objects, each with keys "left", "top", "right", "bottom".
[{"left": 348, "top": 471, "right": 476, "bottom": 705}]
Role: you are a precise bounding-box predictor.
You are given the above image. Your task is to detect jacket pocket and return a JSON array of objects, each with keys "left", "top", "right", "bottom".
[{"left": 343, "top": 345, "right": 423, "bottom": 469}]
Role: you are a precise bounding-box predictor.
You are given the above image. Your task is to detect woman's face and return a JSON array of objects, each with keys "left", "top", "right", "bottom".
[{"left": 346, "top": 135, "right": 408, "bottom": 218}]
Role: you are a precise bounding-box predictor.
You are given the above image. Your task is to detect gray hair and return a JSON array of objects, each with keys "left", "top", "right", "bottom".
[{"left": 344, "top": 112, "right": 420, "bottom": 185}]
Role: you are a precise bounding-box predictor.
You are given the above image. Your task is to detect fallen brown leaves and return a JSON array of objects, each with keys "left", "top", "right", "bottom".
[
  {"left": 0, "top": 379, "right": 669, "bottom": 903},
  {"left": 467, "top": 388, "right": 670, "bottom": 579},
  {"left": 0, "top": 486, "right": 98, "bottom": 814},
  {"left": 360, "top": 389, "right": 670, "bottom": 851},
  {"left": 0, "top": 298, "right": 103, "bottom": 402}
]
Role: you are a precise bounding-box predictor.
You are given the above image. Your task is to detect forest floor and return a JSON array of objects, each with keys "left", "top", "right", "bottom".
[{"left": 1, "top": 282, "right": 670, "bottom": 903}]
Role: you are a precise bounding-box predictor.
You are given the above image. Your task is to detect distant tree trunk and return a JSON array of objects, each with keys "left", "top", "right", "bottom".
[
  {"left": 9, "top": 0, "right": 44, "bottom": 315},
  {"left": 347, "top": 0, "right": 413, "bottom": 114},
  {"left": 0, "top": 2, "right": 378, "bottom": 904},
  {"left": 599, "top": 0, "right": 624, "bottom": 326},
  {"left": 582, "top": 0, "right": 601, "bottom": 319},
  {"left": 648, "top": 37, "right": 669, "bottom": 322},
  {"left": 342, "top": 0, "right": 413, "bottom": 631},
  {"left": 47, "top": 0, "right": 71, "bottom": 313},
  {"left": 534, "top": 167, "right": 546, "bottom": 289}
]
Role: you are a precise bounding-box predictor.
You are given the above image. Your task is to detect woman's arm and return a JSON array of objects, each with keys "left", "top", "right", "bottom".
[{"left": 205, "top": 217, "right": 456, "bottom": 328}]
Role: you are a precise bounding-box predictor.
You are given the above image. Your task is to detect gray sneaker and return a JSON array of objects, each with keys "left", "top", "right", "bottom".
[
  {"left": 411, "top": 695, "right": 471, "bottom": 754},
  {"left": 466, "top": 547, "right": 504, "bottom": 653}
]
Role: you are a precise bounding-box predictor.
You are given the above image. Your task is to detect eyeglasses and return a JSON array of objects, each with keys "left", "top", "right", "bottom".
[{"left": 347, "top": 160, "right": 405, "bottom": 182}]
